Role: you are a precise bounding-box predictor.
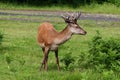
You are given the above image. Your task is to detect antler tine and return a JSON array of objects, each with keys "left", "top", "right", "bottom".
[
  {"left": 66, "top": 12, "right": 71, "bottom": 16},
  {"left": 61, "top": 14, "right": 65, "bottom": 19},
  {"left": 72, "top": 12, "right": 76, "bottom": 19},
  {"left": 74, "top": 12, "right": 78, "bottom": 20},
  {"left": 61, "top": 12, "right": 71, "bottom": 19},
  {"left": 61, "top": 13, "right": 67, "bottom": 20},
  {"left": 76, "top": 11, "right": 81, "bottom": 20}
]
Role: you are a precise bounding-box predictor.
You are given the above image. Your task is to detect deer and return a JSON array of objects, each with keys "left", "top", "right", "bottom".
[{"left": 37, "top": 12, "right": 87, "bottom": 71}]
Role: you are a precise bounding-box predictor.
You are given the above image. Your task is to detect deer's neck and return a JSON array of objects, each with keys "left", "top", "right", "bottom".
[{"left": 54, "top": 26, "right": 72, "bottom": 45}]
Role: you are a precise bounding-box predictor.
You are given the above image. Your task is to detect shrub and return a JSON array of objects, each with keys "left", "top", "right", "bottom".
[
  {"left": 77, "top": 52, "right": 90, "bottom": 69},
  {"left": 78, "top": 31, "right": 120, "bottom": 72},
  {"left": 60, "top": 52, "right": 75, "bottom": 70}
]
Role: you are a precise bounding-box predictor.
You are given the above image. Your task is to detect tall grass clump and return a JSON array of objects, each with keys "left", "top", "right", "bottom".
[{"left": 78, "top": 31, "right": 120, "bottom": 72}]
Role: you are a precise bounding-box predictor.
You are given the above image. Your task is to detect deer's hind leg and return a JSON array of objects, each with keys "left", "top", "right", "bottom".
[
  {"left": 40, "top": 48, "right": 45, "bottom": 71},
  {"left": 40, "top": 47, "right": 49, "bottom": 71}
]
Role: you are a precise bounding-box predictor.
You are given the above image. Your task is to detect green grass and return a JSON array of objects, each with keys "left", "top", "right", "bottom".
[
  {"left": 0, "top": 16, "right": 120, "bottom": 80},
  {"left": 0, "top": 2, "right": 120, "bottom": 14}
]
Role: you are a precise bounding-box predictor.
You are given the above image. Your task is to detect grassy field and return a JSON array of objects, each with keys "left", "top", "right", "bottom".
[
  {"left": 0, "top": 16, "right": 120, "bottom": 80},
  {"left": 0, "top": 2, "right": 120, "bottom": 14}
]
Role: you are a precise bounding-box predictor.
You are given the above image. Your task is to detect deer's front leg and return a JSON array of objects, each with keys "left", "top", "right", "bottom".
[{"left": 55, "top": 49, "right": 60, "bottom": 71}]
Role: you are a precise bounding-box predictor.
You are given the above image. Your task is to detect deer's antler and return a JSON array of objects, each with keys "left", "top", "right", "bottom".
[{"left": 61, "top": 11, "right": 82, "bottom": 23}]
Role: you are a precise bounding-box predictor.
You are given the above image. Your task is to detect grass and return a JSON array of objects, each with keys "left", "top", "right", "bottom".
[
  {"left": 0, "top": 2, "right": 120, "bottom": 14},
  {"left": 0, "top": 15, "right": 120, "bottom": 80}
]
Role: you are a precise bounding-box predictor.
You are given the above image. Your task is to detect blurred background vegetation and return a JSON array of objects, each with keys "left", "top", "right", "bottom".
[{"left": 0, "top": 0, "right": 120, "bottom": 7}]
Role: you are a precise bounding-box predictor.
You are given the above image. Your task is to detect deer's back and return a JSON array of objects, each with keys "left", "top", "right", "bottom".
[{"left": 37, "top": 22, "right": 58, "bottom": 46}]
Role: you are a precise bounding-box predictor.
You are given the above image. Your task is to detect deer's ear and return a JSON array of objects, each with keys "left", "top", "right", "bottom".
[{"left": 61, "top": 16, "right": 70, "bottom": 23}]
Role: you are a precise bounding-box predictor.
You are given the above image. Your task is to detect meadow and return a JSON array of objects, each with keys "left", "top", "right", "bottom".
[{"left": 0, "top": 15, "right": 120, "bottom": 80}]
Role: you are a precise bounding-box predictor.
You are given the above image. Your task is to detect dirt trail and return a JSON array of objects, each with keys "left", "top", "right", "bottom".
[{"left": 0, "top": 10, "right": 120, "bottom": 22}]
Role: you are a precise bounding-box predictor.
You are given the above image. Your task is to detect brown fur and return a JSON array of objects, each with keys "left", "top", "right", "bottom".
[{"left": 38, "top": 22, "right": 58, "bottom": 46}]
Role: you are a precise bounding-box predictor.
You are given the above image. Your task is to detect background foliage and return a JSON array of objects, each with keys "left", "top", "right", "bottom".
[{"left": 0, "top": 0, "right": 120, "bottom": 7}]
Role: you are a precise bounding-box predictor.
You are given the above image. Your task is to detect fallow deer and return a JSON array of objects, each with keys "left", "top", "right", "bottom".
[{"left": 37, "top": 12, "right": 87, "bottom": 71}]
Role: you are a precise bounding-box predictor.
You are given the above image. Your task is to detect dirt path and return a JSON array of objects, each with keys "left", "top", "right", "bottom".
[{"left": 0, "top": 10, "right": 120, "bottom": 22}]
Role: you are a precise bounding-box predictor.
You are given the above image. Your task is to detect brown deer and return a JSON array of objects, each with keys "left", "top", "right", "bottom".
[{"left": 37, "top": 12, "right": 87, "bottom": 71}]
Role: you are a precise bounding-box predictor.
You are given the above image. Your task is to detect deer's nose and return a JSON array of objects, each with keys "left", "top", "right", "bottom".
[
  {"left": 81, "top": 31, "right": 87, "bottom": 35},
  {"left": 84, "top": 31, "right": 87, "bottom": 35}
]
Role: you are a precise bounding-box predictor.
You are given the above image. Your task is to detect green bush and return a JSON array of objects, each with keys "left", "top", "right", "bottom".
[
  {"left": 60, "top": 52, "right": 75, "bottom": 70},
  {"left": 77, "top": 52, "right": 90, "bottom": 69},
  {"left": 78, "top": 31, "right": 120, "bottom": 72}
]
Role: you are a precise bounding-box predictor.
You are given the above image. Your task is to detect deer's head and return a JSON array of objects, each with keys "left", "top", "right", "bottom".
[{"left": 62, "top": 12, "right": 87, "bottom": 35}]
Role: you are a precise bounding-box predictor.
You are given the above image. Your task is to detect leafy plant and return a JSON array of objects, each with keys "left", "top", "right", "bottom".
[
  {"left": 77, "top": 52, "right": 90, "bottom": 69},
  {"left": 78, "top": 31, "right": 120, "bottom": 72},
  {"left": 88, "top": 31, "right": 120, "bottom": 71},
  {"left": 60, "top": 51, "right": 75, "bottom": 70}
]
